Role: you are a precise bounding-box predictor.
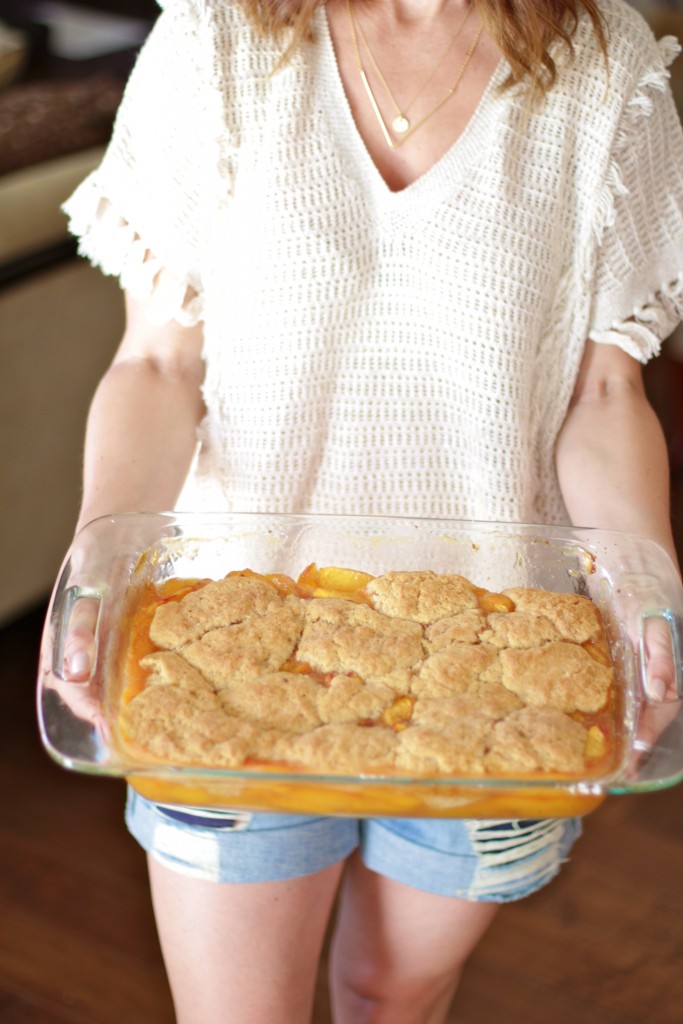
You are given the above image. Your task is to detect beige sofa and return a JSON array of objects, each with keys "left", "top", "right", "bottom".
[
  {"left": 0, "top": 146, "right": 125, "bottom": 624},
  {"left": 0, "top": 4, "right": 152, "bottom": 625}
]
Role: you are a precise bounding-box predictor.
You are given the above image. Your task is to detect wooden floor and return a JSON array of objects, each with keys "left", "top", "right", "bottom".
[{"left": 2, "top": 354, "right": 682, "bottom": 1022}]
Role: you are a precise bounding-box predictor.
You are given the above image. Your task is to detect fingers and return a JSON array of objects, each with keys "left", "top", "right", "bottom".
[
  {"left": 631, "top": 700, "right": 680, "bottom": 766},
  {"left": 62, "top": 597, "right": 100, "bottom": 682},
  {"left": 627, "top": 617, "right": 681, "bottom": 774},
  {"left": 642, "top": 617, "right": 680, "bottom": 704},
  {"left": 41, "top": 595, "right": 105, "bottom": 730}
]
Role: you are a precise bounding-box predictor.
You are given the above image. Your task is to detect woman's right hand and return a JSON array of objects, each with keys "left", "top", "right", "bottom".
[
  {"left": 62, "top": 593, "right": 100, "bottom": 682},
  {"left": 40, "top": 584, "right": 105, "bottom": 730},
  {"left": 629, "top": 614, "right": 682, "bottom": 770}
]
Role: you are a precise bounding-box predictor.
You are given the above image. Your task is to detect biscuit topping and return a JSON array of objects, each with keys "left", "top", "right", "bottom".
[{"left": 120, "top": 568, "right": 618, "bottom": 780}]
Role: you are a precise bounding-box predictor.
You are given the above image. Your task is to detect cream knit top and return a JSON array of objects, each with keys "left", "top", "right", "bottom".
[{"left": 64, "top": 0, "right": 683, "bottom": 525}]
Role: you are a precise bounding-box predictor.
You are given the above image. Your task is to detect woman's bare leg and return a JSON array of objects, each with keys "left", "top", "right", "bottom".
[
  {"left": 329, "top": 851, "right": 498, "bottom": 1024},
  {"left": 148, "top": 853, "right": 344, "bottom": 1024}
]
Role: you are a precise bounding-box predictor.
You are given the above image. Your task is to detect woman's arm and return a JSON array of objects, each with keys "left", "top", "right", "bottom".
[
  {"left": 76, "top": 289, "right": 206, "bottom": 532},
  {"left": 556, "top": 338, "right": 680, "bottom": 702},
  {"left": 64, "top": 289, "right": 205, "bottom": 680},
  {"left": 556, "top": 339, "right": 678, "bottom": 567}
]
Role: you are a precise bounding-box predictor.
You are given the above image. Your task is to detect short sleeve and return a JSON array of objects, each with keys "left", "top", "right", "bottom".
[
  {"left": 587, "top": 35, "right": 683, "bottom": 362},
  {"left": 62, "top": 0, "right": 216, "bottom": 325}
]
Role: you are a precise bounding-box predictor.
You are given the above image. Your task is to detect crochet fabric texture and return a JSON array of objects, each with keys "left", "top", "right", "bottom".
[{"left": 63, "top": 0, "right": 683, "bottom": 523}]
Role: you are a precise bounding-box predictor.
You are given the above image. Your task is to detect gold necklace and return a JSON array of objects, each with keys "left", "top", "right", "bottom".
[
  {"left": 355, "top": 4, "right": 472, "bottom": 136},
  {"left": 345, "top": 0, "right": 483, "bottom": 150}
]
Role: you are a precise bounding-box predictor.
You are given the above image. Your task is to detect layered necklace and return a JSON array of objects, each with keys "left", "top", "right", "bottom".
[{"left": 345, "top": 0, "right": 483, "bottom": 149}]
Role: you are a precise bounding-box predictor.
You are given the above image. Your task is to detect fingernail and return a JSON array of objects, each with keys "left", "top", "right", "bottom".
[
  {"left": 69, "top": 651, "right": 91, "bottom": 678},
  {"left": 649, "top": 677, "right": 666, "bottom": 701}
]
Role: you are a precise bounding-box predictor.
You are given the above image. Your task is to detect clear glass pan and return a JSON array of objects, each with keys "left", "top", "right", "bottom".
[{"left": 37, "top": 512, "right": 683, "bottom": 818}]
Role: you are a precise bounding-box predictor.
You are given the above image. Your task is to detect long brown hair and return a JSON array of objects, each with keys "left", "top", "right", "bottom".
[{"left": 238, "top": 0, "right": 607, "bottom": 98}]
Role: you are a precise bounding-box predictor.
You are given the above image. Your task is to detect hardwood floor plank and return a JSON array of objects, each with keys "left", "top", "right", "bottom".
[
  {"left": 453, "top": 855, "right": 683, "bottom": 1024},
  {"left": 452, "top": 957, "right": 630, "bottom": 1024},
  {"left": 0, "top": 902, "right": 174, "bottom": 1024},
  {"left": 0, "top": 996, "right": 87, "bottom": 1023},
  {"left": 0, "top": 829, "right": 162, "bottom": 969}
]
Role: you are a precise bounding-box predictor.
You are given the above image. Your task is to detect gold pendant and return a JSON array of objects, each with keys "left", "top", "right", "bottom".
[{"left": 360, "top": 69, "right": 397, "bottom": 149}]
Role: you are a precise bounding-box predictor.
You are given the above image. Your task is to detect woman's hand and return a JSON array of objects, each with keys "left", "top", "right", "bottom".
[
  {"left": 62, "top": 594, "right": 100, "bottom": 681},
  {"left": 643, "top": 615, "right": 680, "bottom": 704},
  {"left": 631, "top": 615, "right": 682, "bottom": 765},
  {"left": 556, "top": 339, "right": 683, "bottom": 770},
  {"left": 40, "top": 588, "right": 104, "bottom": 732}
]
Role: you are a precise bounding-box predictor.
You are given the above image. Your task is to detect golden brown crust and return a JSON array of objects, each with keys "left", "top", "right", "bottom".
[
  {"left": 396, "top": 718, "right": 491, "bottom": 774},
  {"left": 122, "top": 571, "right": 616, "bottom": 779},
  {"left": 479, "top": 610, "right": 561, "bottom": 649},
  {"left": 367, "top": 571, "right": 480, "bottom": 623},
  {"left": 501, "top": 588, "right": 603, "bottom": 644},
  {"left": 140, "top": 650, "right": 214, "bottom": 691},
  {"left": 284, "top": 723, "right": 399, "bottom": 773},
  {"left": 484, "top": 707, "right": 589, "bottom": 774},
  {"left": 425, "top": 609, "right": 487, "bottom": 650},
  {"left": 317, "top": 675, "right": 396, "bottom": 724},
  {"left": 499, "top": 641, "right": 613, "bottom": 713},
  {"left": 182, "top": 601, "right": 304, "bottom": 688},
  {"left": 120, "top": 685, "right": 254, "bottom": 767},
  {"left": 412, "top": 685, "right": 524, "bottom": 727},
  {"left": 149, "top": 575, "right": 285, "bottom": 648},
  {"left": 296, "top": 598, "right": 424, "bottom": 683},
  {"left": 412, "top": 644, "right": 501, "bottom": 698},
  {"left": 219, "top": 673, "right": 322, "bottom": 733}
]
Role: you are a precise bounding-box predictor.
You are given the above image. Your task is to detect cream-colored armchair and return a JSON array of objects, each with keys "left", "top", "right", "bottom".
[
  {"left": 0, "top": 1, "right": 160, "bottom": 624},
  {"left": 0, "top": 12, "right": 133, "bottom": 624},
  {"left": 0, "top": 146, "right": 125, "bottom": 624}
]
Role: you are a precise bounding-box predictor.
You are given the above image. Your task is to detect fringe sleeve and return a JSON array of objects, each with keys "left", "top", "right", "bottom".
[
  {"left": 587, "top": 35, "right": 683, "bottom": 361},
  {"left": 62, "top": 0, "right": 222, "bottom": 326}
]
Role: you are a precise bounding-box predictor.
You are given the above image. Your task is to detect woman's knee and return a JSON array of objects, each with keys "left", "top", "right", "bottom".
[
  {"left": 330, "top": 951, "right": 462, "bottom": 1024},
  {"left": 328, "top": 853, "right": 497, "bottom": 1023}
]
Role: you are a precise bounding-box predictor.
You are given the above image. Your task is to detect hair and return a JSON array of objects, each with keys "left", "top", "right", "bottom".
[{"left": 237, "top": 0, "right": 607, "bottom": 99}]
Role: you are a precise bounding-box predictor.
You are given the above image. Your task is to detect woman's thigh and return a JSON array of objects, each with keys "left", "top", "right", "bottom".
[
  {"left": 149, "top": 853, "right": 344, "bottom": 1024},
  {"left": 126, "top": 794, "right": 359, "bottom": 1023},
  {"left": 328, "top": 816, "right": 582, "bottom": 1022},
  {"left": 329, "top": 851, "right": 498, "bottom": 1024}
]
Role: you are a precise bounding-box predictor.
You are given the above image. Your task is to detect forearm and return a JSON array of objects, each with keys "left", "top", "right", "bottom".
[
  {"left": 555, "top": 378, "right": 679, "bottom": 568},
  {"left": 76, "top": 356, "right": 204, "bottom": 531}
]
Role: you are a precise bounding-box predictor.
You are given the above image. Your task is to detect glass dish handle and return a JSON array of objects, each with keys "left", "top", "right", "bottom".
[
  {"left": 51, "top": 584, "right": 103, "bottom": 683},
  {"left": 639, "top": 609, "right": 683, "bottom": 704}
]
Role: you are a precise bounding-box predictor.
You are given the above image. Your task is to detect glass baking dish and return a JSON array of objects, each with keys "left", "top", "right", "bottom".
[{"left": 37, "top": 512, "right": 683, "bottom": 819}]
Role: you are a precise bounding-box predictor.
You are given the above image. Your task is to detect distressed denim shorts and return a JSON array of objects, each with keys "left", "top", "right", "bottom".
[{"left": 126, "top": 789, "right": 582, "bottom": 902}]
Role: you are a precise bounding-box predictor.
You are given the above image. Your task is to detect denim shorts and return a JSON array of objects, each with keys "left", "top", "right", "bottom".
[{"left": 125, "top": 789, "right": 582, "bottom": 902}]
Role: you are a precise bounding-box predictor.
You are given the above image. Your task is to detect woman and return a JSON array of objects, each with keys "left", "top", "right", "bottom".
[{"left": 61, "top": 1, "right": 683, "bottom": 1021}]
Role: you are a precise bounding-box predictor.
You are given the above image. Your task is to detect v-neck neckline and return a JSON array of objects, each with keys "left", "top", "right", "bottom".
[{"left": 315, "top": 5, "right": 509, "bottom": 228}]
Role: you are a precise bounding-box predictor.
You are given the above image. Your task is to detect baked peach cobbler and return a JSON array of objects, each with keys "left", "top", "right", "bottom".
[{"left": 118, "top": 566, "right": 619, "bottom": 779}]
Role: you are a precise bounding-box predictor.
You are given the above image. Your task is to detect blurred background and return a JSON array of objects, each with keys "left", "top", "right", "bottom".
[
  {"left": 0, "top": 2, "right": 681, "bottom": 1022},
  {"left": 0, "top": 0, "right": 157, "bottom": 625}
]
